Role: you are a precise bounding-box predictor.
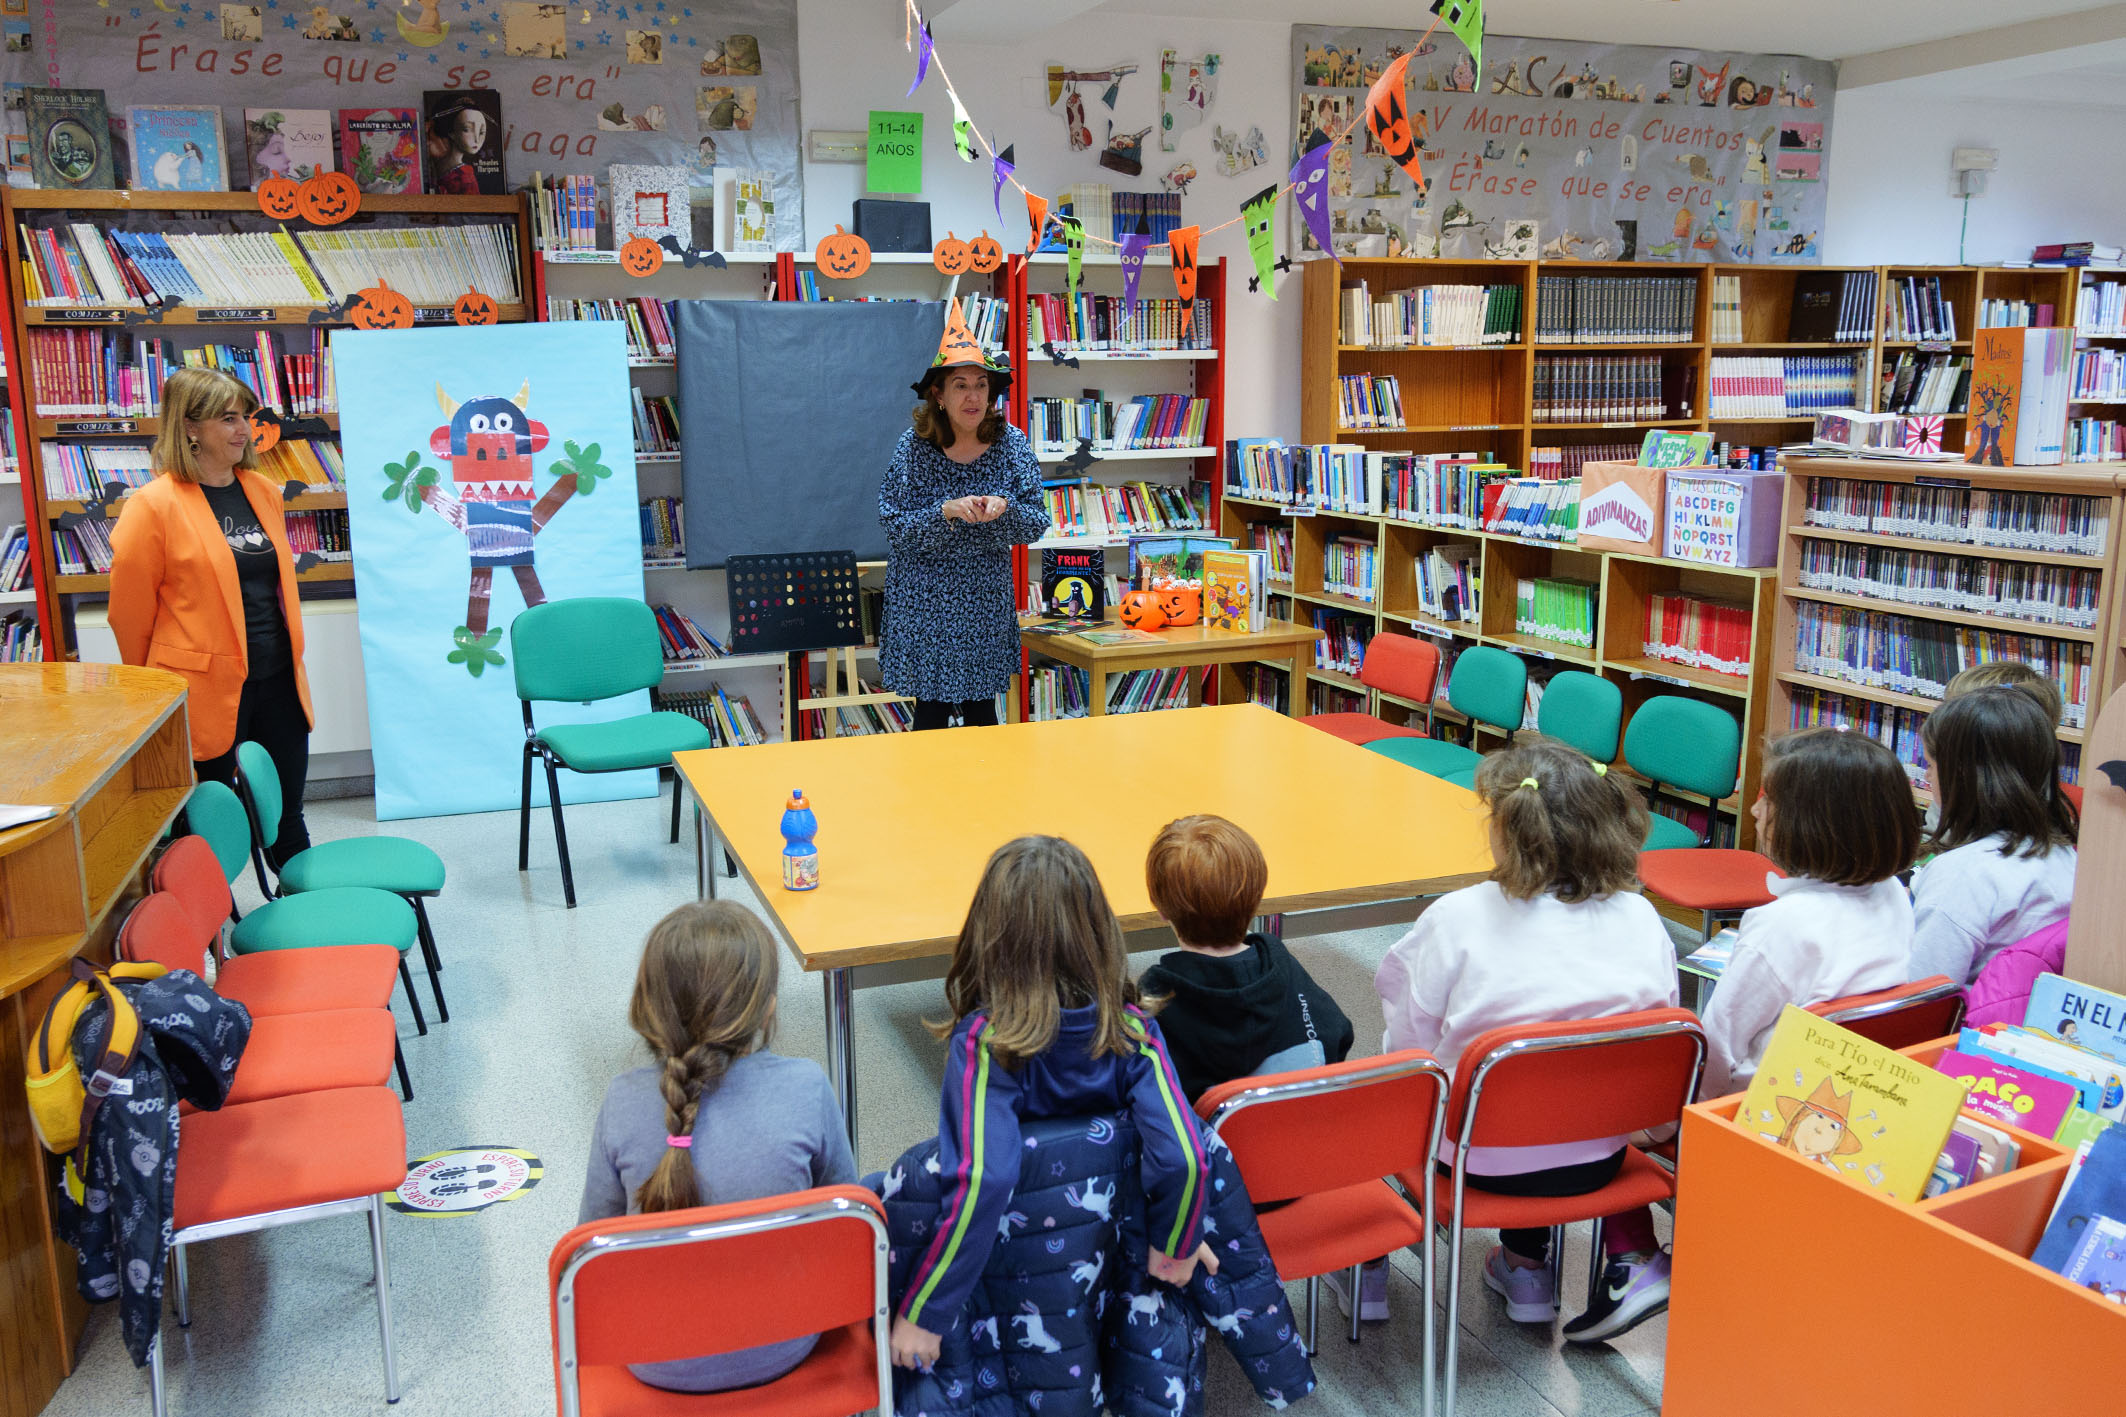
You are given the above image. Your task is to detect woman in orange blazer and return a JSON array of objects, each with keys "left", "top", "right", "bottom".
[{"left": 110, "top": 368, "right": 316, "bottom": 865}]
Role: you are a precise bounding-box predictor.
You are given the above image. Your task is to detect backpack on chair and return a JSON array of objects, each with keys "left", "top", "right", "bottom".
[{"left": 26, "top": 958, "right": 169, "bottom": 1195}]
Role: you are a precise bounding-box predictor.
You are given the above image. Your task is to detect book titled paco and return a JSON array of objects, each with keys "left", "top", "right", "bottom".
[{"left": 1734, "top": 1005, "right": 1969, "bottom": 1202}]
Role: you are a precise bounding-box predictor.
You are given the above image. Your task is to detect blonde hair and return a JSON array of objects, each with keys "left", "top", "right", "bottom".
[
  {"left": 154, "top": 368, "right": 261, "bottom": 484},
  {"left": 1475, "top": 734, "right": 1649, "bottom": 903},
  {"left": 628, "top": 901, "right": 781, "bottom": 1214},
  {"left": 1944, "top": 660, "right": 2064, "bottom": 727},
  {"left": 933, "top": 836, "right": 1148, "bottom": 1067}
]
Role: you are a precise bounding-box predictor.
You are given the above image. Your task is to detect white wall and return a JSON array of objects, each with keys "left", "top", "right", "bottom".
[
  {"left": 798, "top": 2, "right": 1302, "bottom": 438},
  {"left": 1823, "top": 88, "right": 2126, "bottom": 264}
]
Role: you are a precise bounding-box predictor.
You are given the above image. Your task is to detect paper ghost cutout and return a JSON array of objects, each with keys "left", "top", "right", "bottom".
[{"left": 1241, "top": 185, "right": 1280, "bottom": 300}]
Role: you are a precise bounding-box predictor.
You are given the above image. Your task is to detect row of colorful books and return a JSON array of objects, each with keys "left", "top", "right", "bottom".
[
  {"left": 50, "top": 519, "right": 115, "bottom": 575},
  {"left": 631, "top": 391, "right": 681, "bottom": 456},
  {"left": 2077, "top": 279, "right": 2126, "bottom": 338},
  {"left": 1795, "top": 539, "right": 2103, "bottom": 630},
  {"left": 40, "top": 443, "right": 153, "bottom": 500},
  {"left": 1307, "top": 681, "right": 1365, "bottom": 717},
  {"left": 1787, "top": 686, "right": 1931, "bottom": 788},
  {"left": 1533, "top": 274, "right": 1696, "bottom": 344},
  {"left": 1799, "top": 475, "right": 2110, "bottom": 557},
  {"left": 1323, "top": 535, "right": 1377, "bottom": 602},
  {"left": 1028, "top": 393, "right": 1209, "bottom": 452},
  {"left": 1643, "top": 591, "right": 1754, "bottom": 678},
  {"left": 1337, "top": 373, "right": 1406, "bottom": 430},
  {"left": 548, "top": 297, "right": 679, "bottom": 362},
  {"left": 1312, "top": 607, "right": 1370, "bottom": 676},
  {"left": 640, "top": 498, "right": 684, "bottom": 561},
  {"left": 0, "top": 523, "right": 32, "bottom": 594},
  {"left": 1414, "top": 543, "right": 1479, "bottom": 626},
  {"left": 1708, "top": 355, "right": 1862, "bottom": 418},
  {"left": 1025, "top": 662, "right": 1197, "bottom": 720},
  {"left": 1515, "top": 576, "right": 1596, "bottom": 649},
  {"left": 257, "top": 438, "right": 344, "bottom": 490},
  {"left": 650, "top": 603, "right": 725, "bottom": 664},
  {"left": 20, "top": 220, "right": 523, "bottom": 308},
  {"left": 1236, "top": 664, "right": 1289, "bottom": 715},
  {"left": 1336, "top": 281, "right": 1522, "bottom": 348},
  {"left": 2071, "top": 347, "right": 2126, "bottom": 401},
  {"left": 1533, "top": 355, "right": 1672, "bottom": 424},
  {"left": 1528, "top": 442, "right": 1637, "bottom": 481},
  {"left": 1243, "top": 523, "right": 1294, "bottom": 584},
  {"left": 661, "top": 686, "right": 769, "bottom": 748},
  {"left": 1883, "top": 274, "right": 1958, "bottom": 342},
  {"left": 1039, "top": 478, "right": 1210, "bottom": 541},
  {"left": 27, "top": 328, "right": 332, "bottom": 419},
  {"left": 0, "top": 609, "right": 38, "bottom": 664},
  {"left": 1975, "top": 298, "right": 2059, "bottom": 329},
  {"left": 1710, "top": 270, "right": 1879, "bottom": 345},
  {"left": 1791, "top": 600, "right": 2092, "bottom": 725},
  {"left": 804, "top": 693, "right": 917, "bottom": 738},
  {"left": 283, "top": 509, "right": 350, "bottom": 563},
  {"left": 532, "top": 175, "right": 603, "bottom": 252},
  {"left": 1023, "top": 294, "right": 1214, "bottom": 353},
  {"left": 1878, "top": 351, "right": 1972, "bottom": 417},
  {"left": 1056, "top": 185, "right": 1189, "bottom": 245},
  {"left": 2068, "top": 418, "right": 2125, "bottom": 464}
]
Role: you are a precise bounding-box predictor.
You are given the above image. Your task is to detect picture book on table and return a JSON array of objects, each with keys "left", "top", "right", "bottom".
[
  {"left": 2058, "top": 1213, "right": 2126, "bottom": 1303},
  {"left": 1128, "top": 534, "right": 1232, "bottom": 591},
  {"left": 244, "top": 108, "right": 334, "bottom": 186},
  {"left": 1040, "top": 547, "right": 1106, "bottom": 622},
  {"left": 1202, "top": 548, "right": 1267, "bottom": 633},
  {"left": 1956, "top": 1024, "right": 2126, "bottom": 1120},
  {"left": 421, "top": 90, "right": 505, "bottom": 195},
  {"left": 1734, "top": 1005, "right": 1968, "bottom": 1202},
  {"left": 1932, "top": 1047, "right": 2079, "bottom": 1138},
  {"left": 26, "top": 87, "right": 114, "bottom": 191},
  {"left": 2033, "top": 1124, "right": 2126, "bottom": 1274},
  {"left": 609, "top": 164, "right": 692, "bottom": 247},
  {"left": 2027, "top": 975, "right": 2126, "bottom": 1067},
  {"left": 127, "top": 105, "right": 229, "bottom": 192},
  {"left": 338, "top": 108, "right": 421, "bottom": 194},
  {"left": 1637, "top": 429, "right": 1714, "bottom": 468}
]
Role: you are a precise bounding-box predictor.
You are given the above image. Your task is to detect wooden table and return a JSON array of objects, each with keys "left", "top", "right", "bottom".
[
  {"left": 1014, "top": 615, "right": 1324, "bottom": 719},
  {"left": 0, "top": 664, "right": 191, "bottom": 1417},
  {"left": 674, "top": 704, "right": 1492, "bottom": 1144}
]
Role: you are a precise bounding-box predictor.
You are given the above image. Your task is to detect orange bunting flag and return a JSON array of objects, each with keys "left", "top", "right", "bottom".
[
  {"left": 1024, "top": 191, "right": 1050, "bottom": 254},
  {"left": 1170, "top": 225, "right": 1201, "bottom": 335},
  {"left": 1364, "top": 51, "right": 1428, "bottom": 189}
]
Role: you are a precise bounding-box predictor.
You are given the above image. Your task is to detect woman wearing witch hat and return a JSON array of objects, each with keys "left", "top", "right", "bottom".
[{"left": 877, "top": 306, "right": 1049, "bottom": 730}]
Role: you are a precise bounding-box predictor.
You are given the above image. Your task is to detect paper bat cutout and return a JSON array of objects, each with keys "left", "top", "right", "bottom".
[
  {"left": 1246, "top": 255, "right": 1295, "bottom": 293},
  {"left": 291, "top": 551, "right": 324, "bottom": 574},
  {"left": 281, "top": 479, "right": 310, "bottom": 500},
  {"left": 251, "top": 409, "right": 333, "bottom": 441},
  {"left": 123, "top": 299, "right": 173, "bottom": 328},
  {"left": 657, "top": 235, "right": 730, "bottom": 269},
  {"left": 2097, "top": 760, "right": 2126, "bottom": 792},
  {"left": 1041, "top": 340, "right": 1082, "bottom": 369},
  {"left": 1060, "top": 436, "right": 1103, "bottom": 476},
  {"left": 54, "top": 483, "right": 128, "bottom": 530},
  {"left": 308, "top": 293, "right": 368, "bottom": 325}
]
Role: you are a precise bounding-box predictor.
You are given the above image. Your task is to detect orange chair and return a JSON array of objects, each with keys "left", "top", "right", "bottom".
[
  {"left": 1809, "top": 974, "right": 1966, "bottom": 1051},
  {"left": 159, "top": 1085, "right": 409, "bottom": 1414},
  {"left": 1298, "top": 633, "right": 1441, "bottom": 745},
  {"left": 1196, "top": 1051, "right": 1448, "bottom": 1385},
  {"left": 549, "top": 1185, "right": 891, "bottom": 1417},
  {"left": 1395, "top": 1009, "right": 1706, "bottom": 1417},
  {"left": 1636, "top": 847, "right": 1783, "bottom": 939},
  {"left": 2064, "top": 780, "right": 2084, "bottom": 813}
]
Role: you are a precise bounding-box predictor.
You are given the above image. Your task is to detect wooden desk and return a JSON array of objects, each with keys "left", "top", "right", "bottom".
[
  {"left": 0, "top": 664, "right": 191, "bottom": 1417},
  {"left": 674, "top": 704, "right": 1491, "bottom": 1143},
  {"left": 1015, "top": 616, "right": 1324, "bottom": 719}
]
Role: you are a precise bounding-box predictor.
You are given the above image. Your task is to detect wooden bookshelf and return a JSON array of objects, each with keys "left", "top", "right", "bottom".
[
  {"left": 4, "top": 189, "right": 535, "bottom": 661},
  {"left": 2070, "top": 266, "right": 2126, "bottom": 465},
  {"left": 1772, "top": 456, "right": 2126, "bottom": 796}
]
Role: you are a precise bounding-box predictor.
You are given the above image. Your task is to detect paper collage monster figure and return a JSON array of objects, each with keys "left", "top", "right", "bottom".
[{"left": 391, "top": 380, "right": 611, "bottom": 676}]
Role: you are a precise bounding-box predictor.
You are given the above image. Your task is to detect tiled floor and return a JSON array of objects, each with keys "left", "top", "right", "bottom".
[{"left": 46, "top": 791, "right": 1668, "bottom": 1417}]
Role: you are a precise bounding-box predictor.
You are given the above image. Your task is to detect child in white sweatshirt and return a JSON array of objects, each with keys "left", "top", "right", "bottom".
[
  {"left": 1700, "top": 727, "right": 1922, "bottom": 1099},
  {"left": 1376, "top": 736, "right": 1678, "bottom": 1345}
]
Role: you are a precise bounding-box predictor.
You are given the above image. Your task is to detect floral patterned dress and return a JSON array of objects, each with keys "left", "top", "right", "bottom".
[{"left": 877, "top": 424, "right": 1050, "bottom": 703}]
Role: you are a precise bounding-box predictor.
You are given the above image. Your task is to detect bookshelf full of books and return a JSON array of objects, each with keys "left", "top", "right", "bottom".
[
  {"left": 1773, "top": 456, "right": 2126, "bottom": 799},
  {"left": 2, "top": 188, "right": 532, "bottom": 660},
  {"left": 2072, "top": 268, "right": 2126, "bottom": 464}
]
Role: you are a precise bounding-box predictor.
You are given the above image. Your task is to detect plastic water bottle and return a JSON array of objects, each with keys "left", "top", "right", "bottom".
[{"left": 780, "top": 790, "right": 819, "bottom": 891}]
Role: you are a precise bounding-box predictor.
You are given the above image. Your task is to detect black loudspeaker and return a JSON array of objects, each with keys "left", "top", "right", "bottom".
[{"left": 853, "top": 199, "right": 932, "bottom": 253}]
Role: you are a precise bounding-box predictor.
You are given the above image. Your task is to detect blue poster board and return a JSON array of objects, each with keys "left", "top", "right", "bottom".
[{"left": 337, "top": 323, "right": 653, "bottom": 820}]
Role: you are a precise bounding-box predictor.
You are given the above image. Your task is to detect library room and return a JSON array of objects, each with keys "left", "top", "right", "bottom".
[{"left": 6, "top": 2, "right": 2126, "bottom": 1415}]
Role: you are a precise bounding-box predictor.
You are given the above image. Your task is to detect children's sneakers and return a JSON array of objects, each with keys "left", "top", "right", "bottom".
[
  {"left": 1562, "top": 1250, "right": 1672, "bottom": 1344},
  {"left": 1322, "top": 1256, "right": 1391, "bottom": 1321},
  {"left": 1480, "top": 1246, "right": 1557, "bottom": 1323}
]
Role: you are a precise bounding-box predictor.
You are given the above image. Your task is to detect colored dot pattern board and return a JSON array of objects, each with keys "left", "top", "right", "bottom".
[{"left": 725, "top": 550, "right": 865, "bottom": 653}]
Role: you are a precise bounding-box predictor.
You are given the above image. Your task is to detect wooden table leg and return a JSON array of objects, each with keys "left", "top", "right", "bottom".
[
  {"left": 1090, "top": 663, "right": 1107, "bottom": 715},
  {"left": 1286, "top": 656, "right": 1306, "bottom": 717},
  {"left": 1007, "top": 674, "right": 1022, "bottom": 725}
]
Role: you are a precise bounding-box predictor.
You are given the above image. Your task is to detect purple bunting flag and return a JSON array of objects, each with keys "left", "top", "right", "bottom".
[
  {"left": 1289, "top": 128, "right": 1339, "bottom": 267},
  {"left": 992, "top": 143, "right": 1016, "bottom": 218},
  {"left": 907, "top": 20, "right": 935, "bottom": 97},
  {"left": 1118, "top": 231, "right": 1152, "bottom": 320}
]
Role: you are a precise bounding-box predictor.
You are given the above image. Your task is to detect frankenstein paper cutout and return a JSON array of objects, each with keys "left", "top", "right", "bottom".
[
  {"left": 1062, "top": 215, "right": 1085, "bottom": 302},
  {"left": 951, "top": 93, "right": 976, "bottom": 162},
  {"left": 1431, "top": 0, "right": 1484, "bottom": 89},
  {"left": 1242, "top": 185, "right": 1279, "bottom": 299}
]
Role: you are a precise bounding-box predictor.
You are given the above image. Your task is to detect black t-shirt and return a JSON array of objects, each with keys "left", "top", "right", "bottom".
[{"left": 199, "top": 478, "right": 290, "bottom": 676}]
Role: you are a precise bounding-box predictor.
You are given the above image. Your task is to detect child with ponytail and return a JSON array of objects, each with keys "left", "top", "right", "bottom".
[
  {"left": 579, "top": 900, "right": 855, "bottom": 1392},
  {"left": 1375, "top": 736, "right": 1680, "bottom": 1344}
]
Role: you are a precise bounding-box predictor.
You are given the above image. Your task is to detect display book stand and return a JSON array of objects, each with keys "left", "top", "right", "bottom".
[
  {"left": 1011, "top": 250, "right": 1228, "bottom": 719},
  {"left": 1668, "top": 693, "right": 2126, "bottom": 1413},
  {"left": 2, "top": 189, "right": 536, "bottom": 662},
  {"left": 537, "top": 238, "right": 1012, "bottom": 741},
  {"left": 1772, "top": 456, "right": 2126, "bottom": 796}
]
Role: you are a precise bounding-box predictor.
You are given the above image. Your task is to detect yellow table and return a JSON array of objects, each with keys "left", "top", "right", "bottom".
[
  {"left": 1014, "top": 615, "right": 1324, "bottom": 719},
  {"left": 673, "top": 704, "right": 1492, "bottom": 1142}
]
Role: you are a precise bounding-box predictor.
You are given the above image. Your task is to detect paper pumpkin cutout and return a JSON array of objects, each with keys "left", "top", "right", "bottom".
[
  {"left": 1170, "top": 225, "right": 1201, "bottom": 334},
  {"left": 351, "top": 280, "right": 414, "bottom": 329},
  {"left": 1117, "top": 590, "right": 1167, "bottom": 632},
  {"left": 967, "top": 231, "right": 1004, "bottom": 273},
  {"left": 255, "top": 175, "right": 301, "bottom": 220},
  {"left": 933, "top": 232, "right": 971, "bottom": 276},
  {"left": 619, "top": 235, "right": 665, "bottom": 277},
  {"left": 247, "top": 409, "right": 282, "bottom": 454},
  {"left": 1289, "top": 129, "right": 1339, "bottom": 265},
  {"left": 1363, "top": 52, "right": 1428, "bottom": 190},
  {"left": 815, "top": 224, "right": 871, "bottom": 280},
  {"left": 1241, "top": 186, "right": 1280, "bottom": 300},
  {"left": 453, "top": 288, "right": 499, "bottom": 326},
  {"left": 297, "top": 171, "right": 362, "bottom": 226},
  {"left": 1024, "top": 190, "right": 1050, "bottom": 255}
]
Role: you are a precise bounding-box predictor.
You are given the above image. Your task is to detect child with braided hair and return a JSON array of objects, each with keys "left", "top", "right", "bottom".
[
  {"left": 579, "top": 900, "right": 855, "bottom": 1392},
  {"left": 1374, "top": 736, "right": 1679, "bottom": 1342}
]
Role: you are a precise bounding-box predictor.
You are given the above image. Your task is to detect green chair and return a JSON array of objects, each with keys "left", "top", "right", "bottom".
[
  {"left": 512, "top": 597, "right": 715, "bottom": 908},
  {"left": 1533, "top": 670, "right": 1624, "bottom": 764},
  {"left": 1621, "top": 695, "right": 1743, "bottom": 851},
  {"left": 1364, "top": 645, "right": 1527, "bottom": 780},
  {"left": 181, "top": 780, "right": 429, "bottom": 1036},
  {"left": 234, "top": 741, "right": 449, "bottom": 1022}
]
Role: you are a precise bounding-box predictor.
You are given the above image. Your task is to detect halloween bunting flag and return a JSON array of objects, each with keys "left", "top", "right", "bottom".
[
  {"left": 1364, "top": 51, "right": 1428, "bottom": 190},
  {"left": 993, "top": 143, "right": 1017, "bottom": 218},
  {"left": 1170, "top": 225, "right": 1200, "bottom": 334},
  {"left": 1241, "top": 186, "right": 1280, "bottom": 299},
  {"left": 1025, "top": 189, "right": 1050, "bottom": 254},
  {"left": 1289, "top": 128, "right": 1338, "bottom": 266},
  {"left": 1431, "top": 0, "right": 1484, "bottom": 92},
  {"left": 907, "top": 19, "right": 935, "bottom": 97},
  {"left": 1118, "top": 228, "right": 1151, "bottom": 321},
  {"left": 951, "top": 93, "right": 976, "bottom": 162},
  {"left": 1061, "top": 215, "right": 1085, "bottom": 303}
]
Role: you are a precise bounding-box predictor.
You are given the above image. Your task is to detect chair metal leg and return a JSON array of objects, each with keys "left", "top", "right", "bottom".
[
  {"left": 148, "top": 1331, "right": 167, "bottom": 1417},
  {"left": 669, "top": 770, "right": 682, "bottom": 843},
  {"left": 542, "top": 756, "right": 576, "bottom": 908},
  {"left": 367, "top": 1194, "right": 402, "bottom": 1404},
  {"left": 1586, "top": 1216, "right": 1609, "bottom": 1314},
  {"left": 1420, "top": 1197, "right": 1437, "bottom": 1417},
  {"left": 394, "top": 1040, "right": 413, "bottom": 1101},
  {"left": 1548, "top": 1225, "right": 1566, "bottom": 1309},
  {"left": 517, "top": 744, "right": 534, "bottom": 872},
  {"left": 173, "top": 1245, "right": 189, "bottom": 1327},
  {"left": 1347, "top": 1263, "right": 1362, "bottom": 1344},
  {"left": 1442, "top": 1219, "right": 1466, "bottom": 1417},
  {"left": 397, "top": 958, "right": 428, "bottom": 1036},
  {"left": 410, "top": 899, "right": 447, "bottom": 1023},
  {"left": 1304, "top": 1275, "right": 1319, "bottom": 1356}
]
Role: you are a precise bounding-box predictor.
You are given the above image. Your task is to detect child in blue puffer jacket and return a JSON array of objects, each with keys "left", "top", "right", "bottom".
[{"left": 890, "top": 835, "right": 1218, "bottom": 1372}]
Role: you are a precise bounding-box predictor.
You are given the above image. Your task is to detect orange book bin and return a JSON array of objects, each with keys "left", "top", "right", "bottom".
[{"left": 1663, "top": 1040, "right": 2121, "bottom": 1416}]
